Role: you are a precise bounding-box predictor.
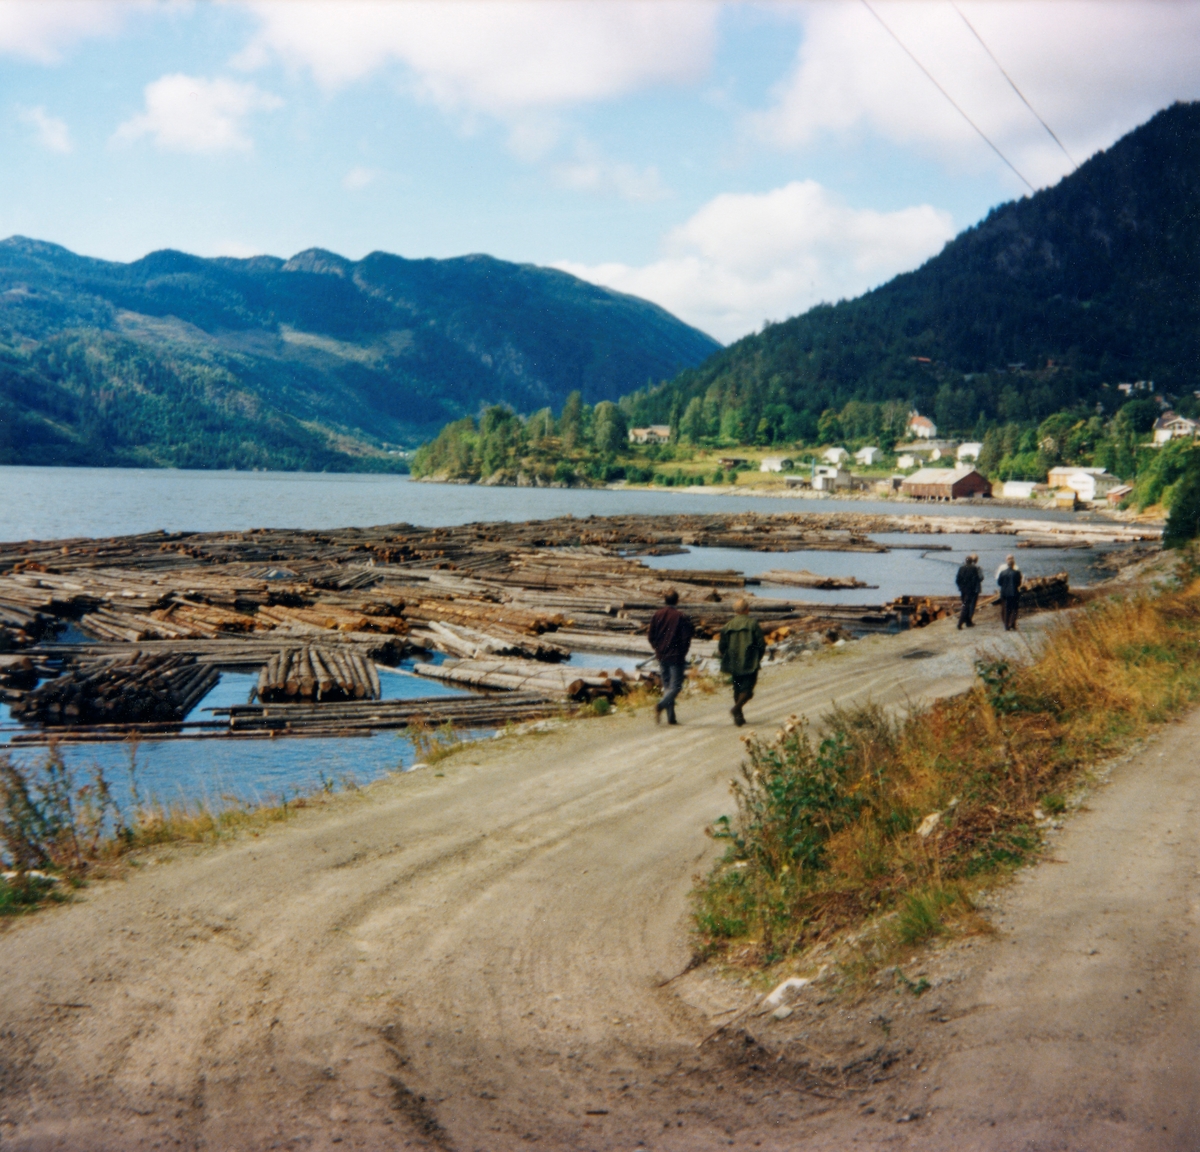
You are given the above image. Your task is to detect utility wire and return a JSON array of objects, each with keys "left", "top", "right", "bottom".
[
  {"left": 950, "top": 0, "right": 1077, "bottom": 170},
  {"left": 859, "top": 0, "right": 1035, "bottom": 193}
]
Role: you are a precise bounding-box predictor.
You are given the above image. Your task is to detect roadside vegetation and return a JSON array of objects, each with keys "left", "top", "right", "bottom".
[
  {"left": 694, "top": 555, "right": 1200, "bottom": 973},
  {"left": 0, "top": 742, "right": 322, "bottom": 916}
]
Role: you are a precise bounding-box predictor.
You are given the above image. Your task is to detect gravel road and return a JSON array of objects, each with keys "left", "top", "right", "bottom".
[{"left": 0, "top": 604, "right": 1194, "bottom": 1151}]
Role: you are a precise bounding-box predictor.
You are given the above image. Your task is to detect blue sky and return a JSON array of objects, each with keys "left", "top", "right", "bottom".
[{"left": 2, "top": 1, "right": 1198, "bottom": 342}]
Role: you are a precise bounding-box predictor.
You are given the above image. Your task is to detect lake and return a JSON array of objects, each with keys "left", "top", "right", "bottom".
[{"left": 0, "top": 465, "right": 1091, "bottom": 542}]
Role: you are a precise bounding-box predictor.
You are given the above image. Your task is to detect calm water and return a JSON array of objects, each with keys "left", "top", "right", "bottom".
[
  {"left": 0, "top": 465, "right": 1088, "bottom": 542},
  {"left": 0, "top": 465, "right": 1114, "bottom": 811},
  {"left": 644, "top": 535, "right": 1119, "bottom": 605}
]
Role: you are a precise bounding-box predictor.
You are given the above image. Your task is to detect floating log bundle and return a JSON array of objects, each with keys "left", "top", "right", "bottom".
[
  {"left": 255, "top": 646, "right": 381, "bottom": 702},
  {"left": 412, "top": 658, "right": 649, "bottom": 702},
  {"left": 9, "top": 653, "right": 218, "bottom": 726},
  {"left": 0, "top": 510, "right": 1107, "bottom": 740},
  {"left": 758, "top": 570, "right": 878, "bottom": 590}
]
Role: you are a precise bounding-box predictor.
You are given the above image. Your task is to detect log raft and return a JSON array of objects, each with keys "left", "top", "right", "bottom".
[
  {"left": 8, "top": 653, "right": 219, "bottom": 726},
  {"left": 0, "top": 511, "right": 1100, "bottom": 739},
  {"left": 255, "top": 646, "right": 381, "bottom": 702}
]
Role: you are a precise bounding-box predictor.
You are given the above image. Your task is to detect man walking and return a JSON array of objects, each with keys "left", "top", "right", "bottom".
[
  {"left": 719, "top": 597, "right": 766, "bottom": 727},
  {"left": 955, "top": 552, "right": 983, "bottom": 629},
  {"left": 997, "top": 554, "right": 1023, "bottom": 631},
  {"left": 648, "top": 588, "right": 693, "bottom": 725}
]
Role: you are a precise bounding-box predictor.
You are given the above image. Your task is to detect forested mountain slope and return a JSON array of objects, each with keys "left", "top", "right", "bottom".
[
  {"left": 0, "top": 240, "right": 719, "bottom": 470},
  {"left": 625, "top": 102, "right": 1200, "bottom": 441}
]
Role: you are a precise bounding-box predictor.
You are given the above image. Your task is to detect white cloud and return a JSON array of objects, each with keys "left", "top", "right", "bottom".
[
  {"left": 341, "top": 165, "right": 376, "bottom": 191},
  {"left": 756, "top": 2, "right": 1200, "bottom": 190},
  {"left": 17, "top": 105, "right": 72, "bottom": 153},
  {"left": 0, "top": 0, "right": 128, "bottom": 63},
  {"left": 113, "top": 74, "right": 283, "bottom": 154},
  {"left": 557, "top": 180, "right": 955, "bottom": 343},
  {"left": 238, "top": 0, "right": 717, "bottom": 108},
  {"left": 554, "top": 143, "right": 668, "bottom": 203}
]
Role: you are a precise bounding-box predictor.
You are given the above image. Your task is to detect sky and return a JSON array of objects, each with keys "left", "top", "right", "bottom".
[{"left": 1, "top": 1, "right": 1198, "bottom": 344}]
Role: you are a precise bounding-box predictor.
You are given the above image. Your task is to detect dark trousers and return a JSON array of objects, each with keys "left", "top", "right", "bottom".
[
  {"left": 657, "top": 660, "right": 685, "bottom": 721},
  {"left": 1001, "top": 596, "right": 1020, "bottom": 630},
  {"left": 731, "top": 672, "right": 758, "bottom": 725},
  {"left": 958, "top": 593, "right": 978, "bottom": 628}
]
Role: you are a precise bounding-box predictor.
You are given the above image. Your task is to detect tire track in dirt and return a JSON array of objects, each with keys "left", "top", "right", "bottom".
[{"left": 0, "top": 612, "right": 1074, "bottom": 1150}]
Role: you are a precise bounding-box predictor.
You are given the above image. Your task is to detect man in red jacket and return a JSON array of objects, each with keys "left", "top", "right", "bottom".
[{"left": 647, "top": 588, "right": 694, "bottom": 725}]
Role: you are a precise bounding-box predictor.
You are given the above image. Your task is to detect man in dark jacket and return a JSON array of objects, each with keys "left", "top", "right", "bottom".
[
  {"left": 719, "top": 598, "right": 767, "bottom": 727},
  {"left": 997, "top": 555, "right": 1023, "bottom": 631},
  {"left": 648, "top": 589, "right": 693, "bottom": 725},
  {"left": 955, "top": 552, "right": 983, "bottom": 629}
]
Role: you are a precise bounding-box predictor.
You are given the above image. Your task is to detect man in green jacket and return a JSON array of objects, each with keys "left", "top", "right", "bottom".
[{"left": 719, "top": 598, "right": 767, "bottom": 727}]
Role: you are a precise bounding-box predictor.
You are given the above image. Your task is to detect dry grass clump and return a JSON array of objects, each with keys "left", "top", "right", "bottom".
[
  {"left": 0, "top": 741, "right": 312, "bottom": 914},
  {"left": 694, "top": 579, "right": 1200, "bottom": 970}
]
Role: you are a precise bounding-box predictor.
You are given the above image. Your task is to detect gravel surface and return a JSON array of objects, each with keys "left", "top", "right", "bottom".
[{"left": 0, "top": 603, "right": 1193, "bottom": 1150}]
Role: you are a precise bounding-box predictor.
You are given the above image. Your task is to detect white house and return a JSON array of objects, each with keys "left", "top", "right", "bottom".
[
  {"left": 854, "top": 446, "right": 881, "bottom": 466},
  {"left": 812, "top": 465, "right": 851, "bottom": 491},
  {"left": 929, "top": 443, "right": 960, "bottom": 461},
  {"left": 1047, "top": 465, "right": 1103, "bottom": 487},
  {"left": 956, "top": 442, "right": 982, "bottom": 462},
  {"left": 1002, "top": 480, "right": 1038, "bottom": 499},
  {"left": 908, "top": 414, "right": 938, "bottom": 439},
  {"left": 759, "top": 456, "right": 795, "bottom": 473},
  {"left": 897, "top": 453, "right": 918, "bottom": 470},
  {"left": 1153, "top": 413, "right": 1198, "bottom": 445},
  {"left": 628, "top": 425, "right": 670, "bottom": 445},
  {"left": 1047, "top": 466, "right": 1122, "bottom": 503},
  {"left": 822, "top": 446, "right": 849, "bottom": 464}
]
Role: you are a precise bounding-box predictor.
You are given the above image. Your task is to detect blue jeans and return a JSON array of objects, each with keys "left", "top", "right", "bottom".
[{"left": 657, "top": 660, "right": 685, "bottom": 721}]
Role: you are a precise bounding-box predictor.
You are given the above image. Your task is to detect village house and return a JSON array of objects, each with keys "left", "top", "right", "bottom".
[
  {"left": 759, "top": 456, "right": 795, "bottom": 473},
  {"left": 627, "top": 425, "right": 671, "bottom": 445},
  {"left": 1106, "top": 484, "right": 1134, "bottom": 506},
  {"left": 854, "top": 446, "right": 881, "bottom": 466},
  {"left": 897, "top": 453, "right": 918, "bottom": 470},
  {"left": 908, "top": 413, "right": 937, "bottom": 439},
  {"left": 1046, "top": 466, "right": 1122, "bottom": 503},
  {"left": 1002, "top": 480, "right": 1039, "bottom": 499},
  {"left": 811, "top": 464, "right": 851, "bottom": 491},
  {"left": 956, "top": 442, "right": 982, "bottom": 462},
  {"left": 822, "top": 446, "right": 849, "bottom": 464},
  {"left": 1153, "top": 413, "right": 1198, "bottom": 445},
  {"left": 900, "top": 466, "right": 991, "bottom": 501}
]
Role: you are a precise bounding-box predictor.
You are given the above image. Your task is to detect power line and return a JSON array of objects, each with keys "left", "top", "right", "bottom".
[
  {"left": 859, "top": 0, "right": 1035, "bottom": 193},
  {"left": 950, "top": 0, "right": 1077, "bottom": 170}
]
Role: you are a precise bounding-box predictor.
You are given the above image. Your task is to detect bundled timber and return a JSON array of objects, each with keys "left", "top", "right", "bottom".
[
  {"left": 9, "top": 652, "right": 218, "bottom": 726},
  {"left": 412, "top": 658, "right": 648, "bottom": 702},
  {"left": 0, "top": 654, "right": 36, "bottom": 689},
  {"left": 0, "top": 510, "right": 1104, "bottom": 743},
  {"left": 255, "top": 645, "right": 381, "bottom": 702},
  {"left": 2, "top": 693, "right": 566, "bottom": 743},
  {"left": 758, "top": 570, "right": 878, "bottom": 590},
  {"left": 1017, "top": 571, "right": 1070, "bottom": 609},
  {"left": 35, "top": 634, "right": 407, "bottom": 668}
]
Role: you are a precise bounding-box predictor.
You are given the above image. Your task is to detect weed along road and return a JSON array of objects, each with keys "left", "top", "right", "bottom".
[{"left": 0, "top": 605, "right": 1197, "bottom": 1150}]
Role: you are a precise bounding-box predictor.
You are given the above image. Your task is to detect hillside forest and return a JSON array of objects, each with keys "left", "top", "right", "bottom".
[{"left": 414, "top": 103, "right": 1200, "bottom": 514}]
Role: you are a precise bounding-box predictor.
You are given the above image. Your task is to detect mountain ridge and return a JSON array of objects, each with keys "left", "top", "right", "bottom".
[
  {"left": 0, "top": 237, "right": 720, "bottom": 470},
  {"left": 624, "top": 101, "right": 1200, "bottom": 441}
]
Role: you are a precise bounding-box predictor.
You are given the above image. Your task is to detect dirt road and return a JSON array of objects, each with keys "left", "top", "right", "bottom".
[{"left": 0, "top": 606, "right": 1195, "bottom": 1151}]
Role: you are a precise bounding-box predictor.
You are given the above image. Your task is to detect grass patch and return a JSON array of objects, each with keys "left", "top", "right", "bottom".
[
  {"left": 0, "top": 740, "right": 324, "bottom": 912},
  {"left": 694, "top": 575, "right": 1200, "bottom": 972}
]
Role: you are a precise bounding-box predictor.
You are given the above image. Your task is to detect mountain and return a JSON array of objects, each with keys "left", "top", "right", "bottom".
[
  {"left": 0, "top": 240, "right": 719, "bottom": 470},
  {"left": 625, "top": 102, "right": 1200, "bottom": 442}
]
